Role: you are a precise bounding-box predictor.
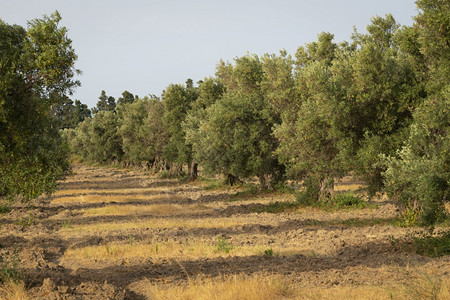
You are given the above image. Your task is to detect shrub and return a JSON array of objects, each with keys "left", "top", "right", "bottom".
[
  {"left": 216, "top": 237, "right": 233, "bottom": 253},
  {"left": 330, "top": 192, "right": 367, "bottom": 209},
  {"left": 414, "top": 231, "right": 450, "bottom": 257},
  {"left": 0, "top": 252, "right": 22, "bottom": 283}
]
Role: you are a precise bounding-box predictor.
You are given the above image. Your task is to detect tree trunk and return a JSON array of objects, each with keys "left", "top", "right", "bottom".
[
  {"left": 187, "top": 161, "right": 198, "bottom": 181},
  {"left": 319, "top": 177, "right": 334, "bottom": 201},
  {"left": 225, "top": 173, "right": 243, "bottom": 186},
  {"left": 169, "top": 164, "right": 183, "bottom": 177},
  {"left": 258, "top": 175, "right": 269, "bottom": 190}
]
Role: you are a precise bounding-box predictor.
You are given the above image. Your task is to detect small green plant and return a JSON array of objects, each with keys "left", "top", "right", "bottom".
[
  {"left": 0, "top": 200, "right": 12, "bottom": 214},
  {"left": 155, "top": 244, "right": 159, "bottom": 254},
  {"left": 105, "top": 245, "right": 117, "bottom": 256},
  {"left": 14, "top": 213, "right": 35, "bottom": 227},
  {"left": 0, "top": 251, "right": 22, "bottom": 283},
  {"left": 398, "top": 203, "right": 420, "bottom": 227},
  {"left": 129, "top": 234, "right": 134, "bottom": 246},
  {"left": 264, "top": 248, "right": 274, "bottom": 256},
  {"left": 62, "top": 220, "right": 72, "bottom": 228},
  {"left": 388, "top": 235, "right": 400, "bottom": 247},
  {"left": 216, "top": 236, "right": 233, "bottom": 253}
]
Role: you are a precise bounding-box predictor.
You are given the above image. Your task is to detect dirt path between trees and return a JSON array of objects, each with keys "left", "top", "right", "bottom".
[{"left": 0, "top": 164, "right": 448, "bottom": 299}]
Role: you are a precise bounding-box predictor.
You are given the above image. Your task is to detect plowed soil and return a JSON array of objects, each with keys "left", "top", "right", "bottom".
[{"left": 0, "top": 164, "right": 448, "bottom": 299}]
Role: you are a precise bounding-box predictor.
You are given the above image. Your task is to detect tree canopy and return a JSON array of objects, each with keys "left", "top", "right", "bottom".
[{"left": 0, "top": 11, "right": 80, "bottom": 201}]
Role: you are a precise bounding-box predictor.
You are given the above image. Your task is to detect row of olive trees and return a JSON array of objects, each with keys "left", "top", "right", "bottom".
[{"left": 65, "top": 0, "right": 448, "bottom": 227}]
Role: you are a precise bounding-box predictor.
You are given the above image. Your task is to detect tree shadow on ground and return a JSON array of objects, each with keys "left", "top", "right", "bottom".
[{"left": 22, "top": 238, "right": 432, "bottom": 298}]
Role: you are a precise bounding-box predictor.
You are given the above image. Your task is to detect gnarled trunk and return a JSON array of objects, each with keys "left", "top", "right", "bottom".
[
  {"left": 319, "top": 177, "right": 334, "bottom": 201},
  {"left": 187, "top": 161, "right": 198, "bottom": 181}
]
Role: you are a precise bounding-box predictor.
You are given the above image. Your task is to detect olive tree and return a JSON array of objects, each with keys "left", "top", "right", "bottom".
[{"left": 0, "top": 12, "right": 80, "bottom": 201}]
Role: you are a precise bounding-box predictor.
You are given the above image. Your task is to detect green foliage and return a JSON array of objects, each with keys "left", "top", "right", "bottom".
[
  {"left": 216, "top": 236, "right": 233, "bottom": 253},
  {"left": 295, "top": 32, "right": 337, "bottom": 67},
  {"left": 195, "top": 91, "right": 280, "bottom": 187},
  {"left": 61, "top": 220, "right": 72, "bottom": 228},
  {"left": 53, "top": 96, "right": 91, "bottom": 129},
  {"left": 90, "top": 111, "right": 123, "bottom": 162},
  {"left": 0, "top": 11, "right": 77, "bottom": 201},
  {"left": 117, "top": 90, "right": 135, "bottom": 106},
  {"left": 157, "top": 169, "right": 186, "bottom": 179},
  {"left": 413, "top": 231, "right": 450, "bottom": 257},
  {"left": 93, "top": 90, "right": 116, "bottom": 113},
  {"left": 329, "top": 192, "right": 367, "bottom": 209},
  {"left": 295, "top": 177, "right": 322, "bottom": 207},
  {"left": 129, "top": 234, "right": 134, "bottom": 246},
  {"left": 0, "top": 200, "right": 12, "bottom": 214},
  {"left": 14, "top": 213, "right": 35, "bottom": 227},
  {"left": 398, "top": 203, "right": 420, "bottom": 227},
  {"left": 415, "top": 0, "right": 450, "bottom": 94},
  {"left": 261, "top": 50, "right": 296, "bottom": 117},
  {"left": 162, "top": 80, "right": 197, "bottom": 166},
  {"left": 264, "top": 248, "right": 274, "bottom": 256},
  {"left": 119, "top": 96, "right": 167, "bottom": 165},
  {"left": 0, "top": 251, "right": 22, "bottom": 283},
  {"left": 295, "top": 184, "right": 368, "bottom": 210},
  {"left": 251, "top": 201, "right": 300, "bottom": 214},
  {"left": 60, "top": 1, "right": 447, "bottom": 234},
  {"left": 384, "top": 88, "right": 449, "bottom": 229}
]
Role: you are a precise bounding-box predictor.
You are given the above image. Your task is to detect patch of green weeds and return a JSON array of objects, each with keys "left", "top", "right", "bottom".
[
  {"left": 200, "top": 177, "right": 227, "bottom": 190},
  {"left": 388, "top": 230, "right": 450, "bottom": 257},
  {"left": 251, "top": 201, "right": 300, "bottom": 213},
  {"left": 0, "top": 251, "right": 22, "bottom": 283},
  {"left": 129, "top": 234, "right": 134, "bottom": 246},
  {"left": 61, "top": 220, "right": 72, "bottom": 228},
  {"left": 264, "top": 248, "right": 274, "bottom": 256},
  {"left": 398, "top": 203, "right": 420, "bottom": 227},
  {"left": 295, "top": 190, "right": 372, "bottom": 211},
  {"left": 14, "top": 213, "right": 35, "bottom": 227},
  {"left": 329, "top": 192, "right": 367, "bottom": 209},
  {"left": 105, "top": 245, "right": 118, "bottom": 256},
  {"left": 0, "top": 201, "right": 12, "bottom": 214},
  {"left": 158, "top": 170, "right": 186, "bottom": 180},
  {"left": 272, "top": 182, "right": 296, "bottom": 194},
  {"left": 232, "top": 183, "right": 259, "bottom": 197},
  {"left": 413, "top": 231, "right": 450, "bottom": 257},
  {"left": 216, "top": 236, "right": 233, "bottom": 253}
]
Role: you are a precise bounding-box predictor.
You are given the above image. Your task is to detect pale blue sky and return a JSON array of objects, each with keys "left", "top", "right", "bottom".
[{"left": 1, "top": 0, "right": 418, "bottom": 108}]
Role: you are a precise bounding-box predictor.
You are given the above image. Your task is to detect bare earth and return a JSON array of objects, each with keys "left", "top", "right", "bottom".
[{"left": 0, "top": 164, "right": 449, "bottom": 299}]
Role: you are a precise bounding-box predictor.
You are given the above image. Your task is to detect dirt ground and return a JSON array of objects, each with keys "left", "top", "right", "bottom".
[{"left": 0, "top": 164, "right": 449, "bottom": 299}]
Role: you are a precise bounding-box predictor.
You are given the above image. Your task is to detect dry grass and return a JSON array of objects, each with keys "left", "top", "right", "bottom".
[
  {"left": 51, "top": 193, "right": 178, "bottom": 204},
  {"left": 333, "top": 184, "right": 365, "bottom": 192},
  {"left": 0, "top": 281, "right": 29, "bottom": 300},
  {"left": 397, "top": 270, "right": 450, "bottom": 300},
  {"left": 65, "top": 241, "right": 242, "bottom": 262},
  {"left": 59, "top": 216, "right": 274, "bottom": 236},
  {"left": 53, "top": 187, "right": 167, "bottom": 197},
  {"left": 132, "top": 273, "right": 298, "bottom": 300},
  {"left": 130, "top": 272, "right": 450, "bottom": 300},
  {"left": 62, "top": 239, "right": 307, "bottom": 263},
  {"left": 80, "top": 203, "right": 212, "bottom": 216}
]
